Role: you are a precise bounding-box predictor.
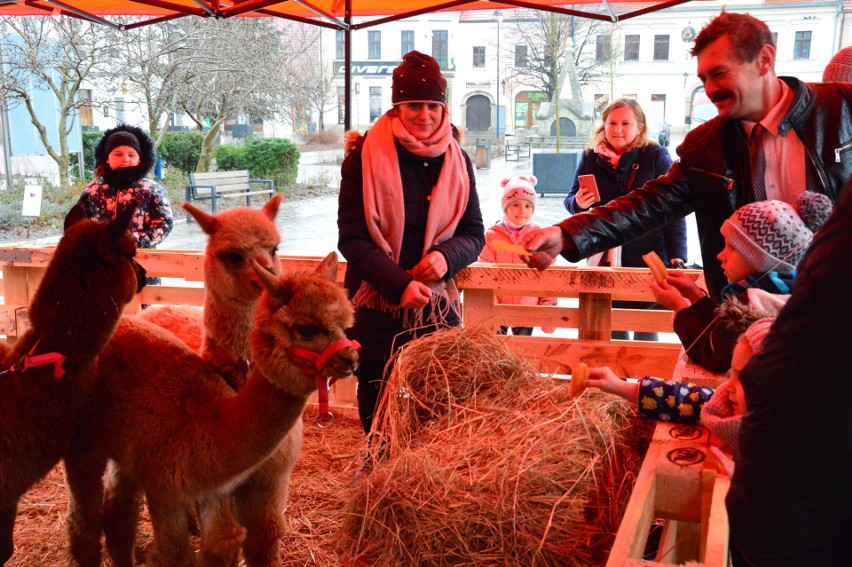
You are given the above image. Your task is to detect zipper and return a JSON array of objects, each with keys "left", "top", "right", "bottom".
[
  {"left": 689, "top": 166, "right": 734, "bottom": 190},
  {"left": 835, "top": 140, "right": 852, "bottom": 163}
]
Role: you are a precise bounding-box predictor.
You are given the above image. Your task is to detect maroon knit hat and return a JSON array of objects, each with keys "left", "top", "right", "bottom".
[
  {"left": 823, "top": 46, "right": 852, "bottom": 82},
  {"left": 392, "top": 51, "right": 447, "bottom": 105}
]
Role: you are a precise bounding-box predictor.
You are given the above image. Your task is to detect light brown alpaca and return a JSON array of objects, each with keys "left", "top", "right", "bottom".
[
  {"left": 65, "top": 253, "right": 358, "bottom": 567},
  {"left": 0, "top": 204, "right": 146, "bottom": 566},
  {"left": 105, "top": 196, "right": 286, "bottom": 566}
]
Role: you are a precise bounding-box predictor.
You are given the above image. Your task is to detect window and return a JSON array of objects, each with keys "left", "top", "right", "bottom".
[
  {"left": 401, "top": 30, "right": 414, "bottom": 55},
  {"left": 771, "top": 32, "right": 778, "bottom": 48},
  {"left": 116, "top": 97, "right": 125, "bottom": 122},
  {"left": 514, "top": 44, "right": 528, "bottom": 68},
  {"left": 337, "top": 86, "right": 345, "bottom": 125},
  {"left": 368, "top": 30, "right": 381, "bottom": 60},
  {"left": 432, "top": 30, "right": 448, "bottom": 69},
  {"left": 473, "top": 46, "right": 485, "bottom": 68},
  {"left": 794, "top": 31, "right": 811, "bottom": 60},
  {"left": 624, "top": 35, "right": 640, "bottom": 62},
  {"left": 596, "top": 35, "right": 611, "bottom": 62},
  {"left": 369, "top": 86, "right": 382, "bottom": 123},
  {"left": 336, "top": 31, "right": 345, "bottom": 60},
  {"left": 653, "top": 35, "right": 669, "bottom": 61}
]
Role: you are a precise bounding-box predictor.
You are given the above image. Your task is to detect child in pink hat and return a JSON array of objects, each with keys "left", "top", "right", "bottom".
[{"left": 478, "top": 175, "right": 556, "bottom": 335}]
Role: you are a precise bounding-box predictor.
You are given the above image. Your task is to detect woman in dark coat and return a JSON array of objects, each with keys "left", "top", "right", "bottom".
[
  {"left": 564, "top": 98, "right": 687, "bottom": 340},
  {"left": 337, "top": 52, "right": 484, "bottom": 480}
]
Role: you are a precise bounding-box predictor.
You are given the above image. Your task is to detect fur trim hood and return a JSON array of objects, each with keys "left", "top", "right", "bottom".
[{"left": 95, "top": 124, "right": 156, "bottom": 184}]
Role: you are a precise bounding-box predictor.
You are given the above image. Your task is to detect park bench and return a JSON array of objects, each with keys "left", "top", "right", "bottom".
[
  {"left": 184, "top": 170, "right": 275, "bottom": 215},
  {"left": 504, "top": 137, "right": 531, "bottom": 161}
]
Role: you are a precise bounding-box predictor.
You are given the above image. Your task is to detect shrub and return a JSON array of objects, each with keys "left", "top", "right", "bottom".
[
  {"left": 215, "top": 138, "right": 300, "bottom": 190},
  {"left": 159, "top": 132, "right": 203, "bottom": 174},
  {"left": 68, "top": 130, "right": 103, "bottom": 184}
]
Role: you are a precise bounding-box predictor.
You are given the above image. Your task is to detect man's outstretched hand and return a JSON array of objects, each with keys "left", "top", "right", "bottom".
[{"left": 520, "top": 225, "right": 565, "bottom": 270}]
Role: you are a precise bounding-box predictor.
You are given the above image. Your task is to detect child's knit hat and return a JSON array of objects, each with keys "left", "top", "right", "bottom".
[
  {"left": 720, "top": 192, "right": 833, "bottom": 274},
  {"left": 501, "top": 175, "right": 538, "bottom": 211},
  {"left": 392, "top": 51, "right": 447, "bottom": 105},
  {"left": 105, "top": 130, "right": 141, "bottom": 155},
  {"left": 823, "top": 46, "right": 852, "bottom": 82}
]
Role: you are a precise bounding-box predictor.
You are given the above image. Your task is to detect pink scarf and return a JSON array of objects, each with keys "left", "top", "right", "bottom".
[
  {"left": 593, "top": 141, "right": 626, "bottom": 169},
  {"left": 355, "top": 108, "right": 470, "bottom": 327}
]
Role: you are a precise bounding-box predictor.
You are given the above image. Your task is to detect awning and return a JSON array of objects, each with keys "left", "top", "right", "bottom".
[{"left": 0, "top": 1, "right": 706, "bottom": 30}]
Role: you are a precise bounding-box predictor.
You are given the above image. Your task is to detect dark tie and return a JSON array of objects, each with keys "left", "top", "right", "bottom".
[{"left": 750, "top": 124, "right": 767, "bottom": 202}]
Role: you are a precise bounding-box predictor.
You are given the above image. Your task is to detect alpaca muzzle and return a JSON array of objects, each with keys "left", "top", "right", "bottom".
[{"left": 286, "top": 339, "right": 360, "bottom": 428}]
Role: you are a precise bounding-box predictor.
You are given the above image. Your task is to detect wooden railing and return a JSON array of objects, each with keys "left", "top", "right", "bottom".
[{"left": 0, "top": 245, "right": 728, "bottom": 566}]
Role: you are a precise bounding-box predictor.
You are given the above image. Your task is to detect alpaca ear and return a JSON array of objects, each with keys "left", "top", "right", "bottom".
[
  {"left": 105, "top": 199, "right": 140, "bottom": 243},
  {"left": 250, "top": 258, "right": 294, "bottom": 304},
  {"left": 262, "top": 194, "right": 283, "bottom": 220},
  {"left": 182, "top": 202, "right": 217, "bottom": 235},
  {"left": 315, "top": 252, "right": 339, "bottom": 282},
  {"left": 64, "top": 204, "right": 88, "bottom": 232}
]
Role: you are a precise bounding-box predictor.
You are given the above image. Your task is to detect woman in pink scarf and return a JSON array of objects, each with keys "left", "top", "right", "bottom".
[{"left": 337, "top": 51, "right": 485, "bottom": 479}]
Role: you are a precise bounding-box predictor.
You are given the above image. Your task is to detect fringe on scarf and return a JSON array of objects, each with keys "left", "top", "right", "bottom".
[{"left": 351, "top": 280, "right": 460, "bottom": 329}]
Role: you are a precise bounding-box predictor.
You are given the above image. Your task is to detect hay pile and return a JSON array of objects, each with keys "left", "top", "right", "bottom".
[{"left": 340, "top": 325, "right": 651, "bottom": 566}]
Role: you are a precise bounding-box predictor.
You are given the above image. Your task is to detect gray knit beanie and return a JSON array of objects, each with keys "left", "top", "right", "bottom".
[{"left": 720, "top": 192, "right": 833, "bottom": 274}]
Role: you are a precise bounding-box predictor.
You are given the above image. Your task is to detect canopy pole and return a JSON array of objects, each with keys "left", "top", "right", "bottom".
[{"left": 344, "top": 0, "right": 352, "bottom": 131}]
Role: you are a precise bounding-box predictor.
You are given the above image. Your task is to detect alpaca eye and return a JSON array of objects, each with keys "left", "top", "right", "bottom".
[
  {"left": 219, "top": 252, "right": 245, "bottom": 268},
  {"left": 270, "top": 246, "right": 278, "bottom": 256},
  {"left": 295, "top": 325, "right": 319, "bottom": 340}
]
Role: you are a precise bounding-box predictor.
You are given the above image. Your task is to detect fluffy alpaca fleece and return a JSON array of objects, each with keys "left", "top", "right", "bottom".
[
  {"left": 126, "top": 196, "right": 288, "bottom": 565},
  {"left": 65, "top": 253, "right": 358, "bottom": 567},
  {"left": 0, "top": 205, "right": 146, "bottom": 565}
]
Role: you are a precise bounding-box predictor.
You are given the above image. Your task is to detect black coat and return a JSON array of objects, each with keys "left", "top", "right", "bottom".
[
  {"left": 563, "top": 144, "right": 686, "bottom": 268},
  {"left": 726, "top": 183, "right": 852, "bottom": 566},
  {"left": 556, "top": 77, "right": 852, "bottom": 300}
]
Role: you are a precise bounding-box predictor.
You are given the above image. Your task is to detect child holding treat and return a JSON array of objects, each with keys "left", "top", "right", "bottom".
[
  {"left": 651, "top": 192, "right": 833, "bottom": 372},
  {"left": 479, "top": 175, "right": 556, "bottom": 336},
  {"left": 583, "top": 318, "right": 774, "bottom": 457}
]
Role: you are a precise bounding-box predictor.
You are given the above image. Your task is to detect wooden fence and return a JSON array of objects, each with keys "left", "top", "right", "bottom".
[{"left": 0, "top": 245, "right": 729, "bottom": 566}]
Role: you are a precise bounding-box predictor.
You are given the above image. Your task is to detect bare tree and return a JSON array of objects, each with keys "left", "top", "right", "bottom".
[
  {"left": 0, "top": 16, "right": 116, "bottom": 190},
  {"left": 101, "top": 20, "right": 198, "bottom": 148},
  {"left": 275, "top": 22, "right": 337, "bottom": 133},
  {"left": 508, "top": 8, "right": 615, "bottom": 103},
  {"left": 170, "top": 19, "right": 291, "bottom": 171}
]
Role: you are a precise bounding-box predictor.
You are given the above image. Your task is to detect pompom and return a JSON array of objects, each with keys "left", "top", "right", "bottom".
[{"left": 796, "top": 191, "right": 834, "bottom": 234}]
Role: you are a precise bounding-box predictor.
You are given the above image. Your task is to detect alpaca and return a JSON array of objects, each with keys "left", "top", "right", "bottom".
[
  {"left": 0, "top": 204, "right": 146, "bottom": 565},
  {"left": 65, "top": 252, "right": 358, "bottom": 567},
  {"left": 110, "top": 197, "right": 286, "bottom": 565}
]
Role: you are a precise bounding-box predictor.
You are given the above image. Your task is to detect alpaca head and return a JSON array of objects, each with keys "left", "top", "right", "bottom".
[
  {"left": 28, "top": 202, "right": 146, "bottom": 359},
  {"left": 184, "top": 195, "right": 283, "bottom": 306},
  {"left": 249, "top": 252, "right": 357, "bottom": 398}
]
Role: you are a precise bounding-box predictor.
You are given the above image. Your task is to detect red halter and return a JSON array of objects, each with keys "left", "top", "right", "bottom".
[
  {"left": 0, "top": 338, "right": 66, "bottom": 380},
  {"left": 286, "top": 338, "right": 360, "bottom": 428}
]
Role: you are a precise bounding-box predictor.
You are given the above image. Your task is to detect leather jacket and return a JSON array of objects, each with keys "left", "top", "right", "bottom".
[{"left": 558, "top": 77, "right": 852, "bottom": 299}]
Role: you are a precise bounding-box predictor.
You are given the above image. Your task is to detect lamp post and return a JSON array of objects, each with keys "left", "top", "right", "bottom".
[{"left": 494, "top": 10, "right": 503, "bottom": 140}]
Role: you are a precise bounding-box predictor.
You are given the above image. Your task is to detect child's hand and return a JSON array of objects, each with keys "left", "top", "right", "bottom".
[
  {"left": 585, "top": 367, "right": 640, "bottom": 403},
  {"left": 651, "top": 280, "right": 690, "bottom": 312},
  {"left": 664, "top": 270, "right": 706, "bottom": 303}
]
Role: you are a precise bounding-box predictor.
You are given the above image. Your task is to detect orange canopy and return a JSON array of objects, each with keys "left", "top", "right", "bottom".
[{"left": 0, "top": 0, "right": 704, "bottom": 30}]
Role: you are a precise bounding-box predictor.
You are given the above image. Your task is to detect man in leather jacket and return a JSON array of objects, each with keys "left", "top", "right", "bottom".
[{"left": 522, "top": 12, "right": 852, "bottom": 300}]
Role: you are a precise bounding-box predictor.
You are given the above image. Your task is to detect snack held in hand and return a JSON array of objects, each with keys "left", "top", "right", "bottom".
[
  {"left": 642, "top": 251, "right": 668, "bottom": 284},
  {"left": 570, "top": 363, "right": 590, "bottom": 398},
  {"left": 492, "top": 239, "right": 530, "bottom": 257}
]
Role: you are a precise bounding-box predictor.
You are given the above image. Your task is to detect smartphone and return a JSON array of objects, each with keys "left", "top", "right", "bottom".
[{"left": 578, "top": 174, "right": 601, "bottom": 202}]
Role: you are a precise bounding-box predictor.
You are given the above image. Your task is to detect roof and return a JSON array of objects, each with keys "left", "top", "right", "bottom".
[{"left": 0, "top": 0, "right": 710, "bottom": 30}]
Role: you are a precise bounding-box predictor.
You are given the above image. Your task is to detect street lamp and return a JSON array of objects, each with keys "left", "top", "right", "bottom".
[{"left": 494, "top": 10, "right": 503, "bottom": 140}]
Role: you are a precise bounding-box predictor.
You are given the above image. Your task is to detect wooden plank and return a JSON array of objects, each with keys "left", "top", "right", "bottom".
[
  {"left": 138, "top": 285, "right": 205, "bottom": 306},
  {"left": 703, "top": 472, "right": 731, "bottom": 566},
  {"left": 579, "top": 292, "right": 611, "bottom": 340},
  {"left": 461, "top": 288, "right": 499, "bottom": 332},
  {"left": 506, "top": 336, "right": 681, "bottom": 378},
  {"left": 606, "top": 442, "right": 661, "bottom": 565}
]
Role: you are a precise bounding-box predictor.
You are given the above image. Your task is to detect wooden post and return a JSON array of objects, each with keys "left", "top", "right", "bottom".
[{"left": 578, "top": 291, "right": 612, "bottom": 340}]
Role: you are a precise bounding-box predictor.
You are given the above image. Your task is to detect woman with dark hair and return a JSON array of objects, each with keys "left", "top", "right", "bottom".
[
  {"left": 564, "top": 98, "right": 687, "bottom": 340},
  {"left": 337, "top": 51, "right": 484, "bottom": 481},
  {"left": 77, "top": 124, "right": 173, "bottom": 251}
]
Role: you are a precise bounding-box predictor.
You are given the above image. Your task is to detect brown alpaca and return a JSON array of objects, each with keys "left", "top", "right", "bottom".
[
  {"left": 65, "top": 253, "right": 358, "bottom": 567},
  {"left": 114, "top": 197, "right": 286, "bottom": 566},
  {"left": 0, "top": 204, "right": 146, "bottom": 566}
]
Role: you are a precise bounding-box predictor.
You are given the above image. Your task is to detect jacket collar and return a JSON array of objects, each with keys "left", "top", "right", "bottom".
[{"left": 777, "top": 76, "right": 811, "bottom": 136}]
